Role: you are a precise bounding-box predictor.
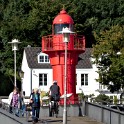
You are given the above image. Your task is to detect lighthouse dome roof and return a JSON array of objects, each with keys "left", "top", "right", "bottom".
[{"left": 53, "top": 9, "right": 74, "bottom": 24}]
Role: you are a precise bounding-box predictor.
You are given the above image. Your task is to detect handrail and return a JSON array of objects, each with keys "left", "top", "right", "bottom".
[{"left": 0, "top": 101, "right": 31, "bottom": 120}]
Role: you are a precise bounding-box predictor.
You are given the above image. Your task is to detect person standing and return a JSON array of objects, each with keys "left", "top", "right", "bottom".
[
  {"left": 9, "top": 87, "right": 20, "bottom": 116},
  {"left": 30, "top": 88, "right": 40, "bottom": 123}
]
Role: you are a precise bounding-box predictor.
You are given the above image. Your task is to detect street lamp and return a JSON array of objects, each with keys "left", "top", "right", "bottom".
[
  {"left": 8, "top": 39, "right": 21, "bottom": 87},
  {"left": 59, "top": 27, "right": 75, "bottom": 124}
]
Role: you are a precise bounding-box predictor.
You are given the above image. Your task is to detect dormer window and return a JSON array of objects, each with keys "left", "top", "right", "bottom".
[
  {"left": 39, "top": 56, "right": 44, "bottom": 62},
  {"left": 38, "top": 53, "right": 50, "bottom": 63},
  {"left": 45, "top": 56, "right": 49, "bottom": 62}
]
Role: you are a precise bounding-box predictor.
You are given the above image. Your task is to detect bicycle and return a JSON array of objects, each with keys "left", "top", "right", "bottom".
[{"left": 49, "top": 100, "right": 59, "bottom": 118}]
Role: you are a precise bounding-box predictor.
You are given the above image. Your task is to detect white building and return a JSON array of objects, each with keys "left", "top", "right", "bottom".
[{"left": 21, "top": 46, "right": 121, "bottom": 101}]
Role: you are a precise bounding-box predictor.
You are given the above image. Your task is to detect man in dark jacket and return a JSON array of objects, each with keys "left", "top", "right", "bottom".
[{"left": 49, "top": 80, "right": 60, "bottom": 101}]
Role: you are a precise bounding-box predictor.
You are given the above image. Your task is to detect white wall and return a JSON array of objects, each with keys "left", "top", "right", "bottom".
[
  {"left": 76, "top": 63, "right": 99, "bottom": 96},
  {"left": 21, "top": 50, "right": 53, "bottom": 96},
  {"left": 21, "top": 51, "right": 32, "bottom": 96},
  {"left": 22, "top": 68, "right": 53, "bottom": 96},
  {"left": 32, "top": 69, "right": 53, "bottom": 92}
]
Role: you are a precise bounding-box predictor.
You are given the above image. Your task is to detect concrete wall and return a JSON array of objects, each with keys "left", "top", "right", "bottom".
[
  {"left": 85, "top": 102, "right": 124, "bottom": 124},
  {"left": 40, "top": 101, "right": 124, "bottom": 124},
  {"left": 40, "top": 103, "right": 84, "bottom": 117}
]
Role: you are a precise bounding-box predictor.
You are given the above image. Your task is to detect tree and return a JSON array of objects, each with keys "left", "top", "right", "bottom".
[
  {"left": 0, "top": 72, "right": 15, "bottom": 96},
  {"left": 1, "top": 0, "right": 124, "bottom": 95},
  {"left": 92, "top": 25, "right": 124, "bottom": 93}
]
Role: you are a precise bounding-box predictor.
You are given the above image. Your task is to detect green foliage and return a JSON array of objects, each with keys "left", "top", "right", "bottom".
[
  {"left": 78, "top": 92, "right": 94, "bottom": 101},
  {"left": 40, "top": 91, "right": 48, "bottom": 98},
  {"left": 0, "top": 72, "right": 14, "bottom": 95},
  {"left": 113, "top": 96, "right": 118, "bottom": 104},
  {"left": 1, "top": 0, "right": 124, "bottom": 95},
  {"left": 93, "top": 25, "right": 124, "bottom": 92},
  {"left": 78, "top": 92, "right": 85, "bottom": 100},
  {"left": 95, "top": 94, "right": 111, "bottom": 104}
]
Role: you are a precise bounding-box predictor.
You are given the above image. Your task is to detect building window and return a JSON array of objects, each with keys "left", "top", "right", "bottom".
[
  {"left": 39, "top": 74, "right": 47, "bottom": 86},
  {"left": 39, "top": 56, "right": 44, "bottom": 62},
  {"left": 81, "top": 74, "right": 88, "bottom": 86},
  {"left": 45, "top": 56, "right": 49, "bottom": 62},
  {"left": 39, "top": 55, "right": 50, "bottom": 63}
]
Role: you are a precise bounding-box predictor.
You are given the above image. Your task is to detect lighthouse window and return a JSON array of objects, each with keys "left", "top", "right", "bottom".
[
  {"left": 39, "top": 74, "right": 47, "bottom": 86},
  {"left": 81, "top": 74, "right": 88, "bottom": 86},
  {"left": 54, "top": 24, "right": 74, "bottom": 34}
]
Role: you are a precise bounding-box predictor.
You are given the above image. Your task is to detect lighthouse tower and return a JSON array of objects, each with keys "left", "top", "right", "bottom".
[{"left": 42, "top": 9, "right": 85, "bottom": 103}]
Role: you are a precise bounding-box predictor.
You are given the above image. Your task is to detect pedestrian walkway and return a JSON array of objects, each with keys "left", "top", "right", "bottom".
[{"left": 27, "top": 116, "right": 104, "bottom": 124}]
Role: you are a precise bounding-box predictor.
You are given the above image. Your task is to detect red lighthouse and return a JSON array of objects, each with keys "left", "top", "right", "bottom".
[{"left": 42, "top": 9, "right": 85, "bottom": 103}]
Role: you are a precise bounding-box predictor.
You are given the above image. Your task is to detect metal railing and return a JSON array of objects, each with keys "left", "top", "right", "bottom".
[
  {"left": 0, "top": 100, "right": 32, "bottom": 121},
  {"left": 42, "top": 35, "right": 85, "bottom": 51}
]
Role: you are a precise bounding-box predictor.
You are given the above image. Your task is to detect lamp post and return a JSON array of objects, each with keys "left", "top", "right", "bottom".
[
  {"left": 59, "top": 27, "right": 75, "bottom": 124},
  {"left": 8, "top": 39, "right": 21, "bottom": 87}
]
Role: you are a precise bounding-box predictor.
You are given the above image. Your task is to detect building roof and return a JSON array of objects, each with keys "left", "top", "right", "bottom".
[
  {"left": 25, "top": 47, "right": 51, "bottom": 69},
  {"left": 76, "top": 48, "right": 92, "bottom": 69},
  {"left": 24, "top": 46, "right": 92, "bottom": 69}
]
